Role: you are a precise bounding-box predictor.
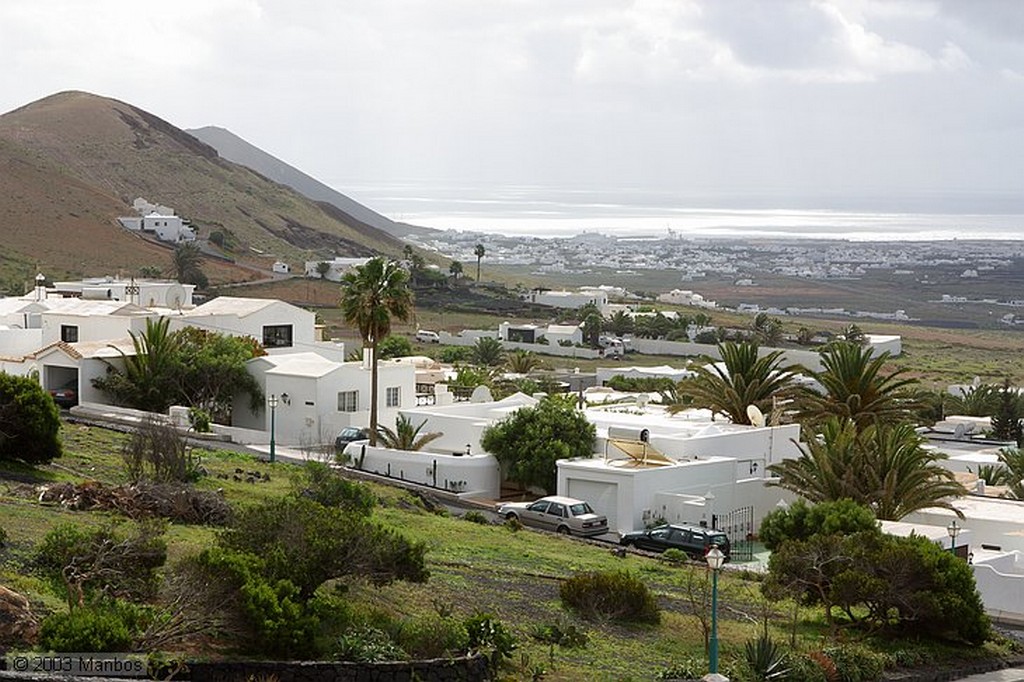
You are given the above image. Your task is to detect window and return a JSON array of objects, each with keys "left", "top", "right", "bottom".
[
  {"left": 548, "top": 503, "right": 567, "bottom": 518},
  {"left": 60, "top": 325, "right": 79, "bottom": 343},
  {"left": 527, "top": 501, "right": 550, "bottom": 514},
  {"left": 386, "top": 386, "right": 400, "bottom": 408},
  {"left": 262, "top": 324, "right": 293, "bottom": 348},
  {"left": 337, "top": 390, "right": 358, "bottom": 413}
]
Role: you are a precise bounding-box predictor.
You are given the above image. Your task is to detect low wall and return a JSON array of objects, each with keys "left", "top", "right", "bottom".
[
  {"left": 348, "top": 444, "right": 501, "bottom": 499},
  {"left": 973, "top": 554, "right": 1024, "bottom": 625},
  {"left": 438, "top": 331, "right": 601, "bottom": 359},
  {"left": 187, "top": 656, "right": 492, "bottom": 682},
  {"left": 631, "top": 339, "right": 824, "bottom": 370}
]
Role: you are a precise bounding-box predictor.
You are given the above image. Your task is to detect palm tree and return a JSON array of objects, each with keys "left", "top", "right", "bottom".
[
  {"left": 506, "top": 349, "right": 545, "bottom": 374},
  {"left": 769, "top": 418, "right": 966, "bottom": 521},
  {"left": 605, "top": 310, "right": 635, "bottom": 337},
  {"left": 751, "top": 313, "right": 783, "bottom": 346},
  {"left": 799, "top": 342, "right": 918, "bottom": 428},
  {"left": 170, "top": 242, "right": 207, "bottom": 288},
  {"left": 339, "top": 257, "right": 413, "bottom": 446},
  {"left": 473, "top": 243, "right": 486, "bottom": 282},
  {"left": 376, "top": 414, "right": 443, "bottom": 451},
  {"left": 471, "top": 336, "right": 505, "bottom": 367},
  {"left": 449, "top": 260, "right": 463, "bottom": 280},
  {"left": 678, "top": 341, "right": 802, "bottom": 424},
  {"left": 97, "top": 316, "right": 183, "bottom": 412},
  {"left": 949, "top": 383, "right": 1000, "bottom": 417}
]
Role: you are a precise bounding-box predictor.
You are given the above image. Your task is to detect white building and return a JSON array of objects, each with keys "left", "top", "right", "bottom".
[
  {"left": 171, "top": 297, "right": 319, "bottom": 356},
  {"left": 118, "top": 198, "right": 196, "bottom": 244},
  {"left": 304, "top": 257, "right": 372, "bottom": 282},
  {"left": 656, "top": 289, "right": 717, "bottom": 309},
  {"left": 232, "top": 351, "right": 416, "bottom": 447},
  {"left": 49, "top": 277, "right": 195, "bottom": 309},
  {"left": 523, "top": 288, "right": 609, "bottom": 313}
]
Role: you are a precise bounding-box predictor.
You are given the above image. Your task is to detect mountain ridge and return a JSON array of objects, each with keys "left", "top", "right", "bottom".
[{"left": 0, "top": 91, "right": 404, "bottom": 287}]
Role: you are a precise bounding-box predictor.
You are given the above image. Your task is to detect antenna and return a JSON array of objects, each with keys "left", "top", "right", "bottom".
[{"left": 746, "top": 404, "right": 766, "bottom": 428}]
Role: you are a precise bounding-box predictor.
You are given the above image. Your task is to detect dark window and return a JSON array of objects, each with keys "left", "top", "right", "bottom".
[
  {"left": 527, "top": 501, "right": 550, "bottom": 513},
  {"left": 60, "top": 325, "right": 79, "bottom": 343},
  {"left": 262, "top": 324, "right": 293, "bottom": 348},
  {"left": 548, "top": 503, "right": 567, "bottom": 518}
]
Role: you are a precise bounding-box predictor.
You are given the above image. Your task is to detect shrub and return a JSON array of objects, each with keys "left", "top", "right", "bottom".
[
  {"left": 40, "top": 601, "right": 146, "bottom": 652},
  {"left": 787, "top": 652, "right": 831, "bottom": 682},
  {"left": 559, "top": 570, "right": 660, "bottom": 624},
  {"left": 462, "top": 510, "right": 489, "bottom": 525},
  {"left": 0, "top": 372, "right": 62, "bottom": 464},
  {"left": 759, "top": 498, "right": 879, "bottom": 551},
  {"left": 333, "top": 626, "right": 404, "bottom": 662},
  {"left": 661, "top": 548, "right": 688, "bottom": 565},
  {"left": 744, "top": 634, "right": 791, "bottom": 681},
  {"left": 395, "top": 614, "right": 468, "bottom": 659},
  {"left": 823, "top": 644, "right": 885, "bottom": 682},
  {"left": 122, "top": 417, "right": 201, "bottom": 484},
  {"left": 530, "top": 621, "right": 588, "bottom": 648},
  {"left": 0, "top": 524, "right": 7, "bottom": 548},
  {"left": 187, "top": 407, "right": 211, "bottom": 433},
  {"left": 438, "top": 346, "right": 471, "bottom": 363},
  {"left": 655, "top": 658, "right": 704, "bottom": 680},
  {"left": 294, "top": 461, "right": 375, "bottom": 515},
  {"left": 464, "top": 613, "right": 517, "bottom": 663}
]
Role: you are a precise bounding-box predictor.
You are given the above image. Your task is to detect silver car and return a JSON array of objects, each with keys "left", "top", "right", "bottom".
[{"left": 496, "top": 495, "right": 608, "bottom": 537}]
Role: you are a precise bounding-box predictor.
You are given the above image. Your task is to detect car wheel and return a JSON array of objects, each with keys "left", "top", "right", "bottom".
[
  {"left": 556, "top": 525, "right": 571, "bottom": 535},
  {"left": 505, "top": 512, "right": 519, "bottom": 521}
]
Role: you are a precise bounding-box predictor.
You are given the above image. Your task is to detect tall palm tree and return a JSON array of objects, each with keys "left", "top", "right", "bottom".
[
  {"left": 376, "top": 414, "right": 443, "bottom": 451},
  {"left": 339, "top": 257, "right": 413, "bottom": 446},
  {"left": 605, "top": 310, "right": 635, "bottom": 337},
  {"left": 473, "top": 243, "right": 486, "bottom": 282},
  {"left": 97, "top": 316, "right": 183, "bottom": 412},
  {"left": 769, "top": 417, "right": 966, "bottom": 521},
  {"left": 678, "top": 341, "right": 802, "bottom": 424},
  {"left": 799, "top": 342, "right": 918, "bottom": 428}
]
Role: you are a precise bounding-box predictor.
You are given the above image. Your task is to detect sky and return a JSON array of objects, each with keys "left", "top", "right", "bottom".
[{"left": 2, "top": 0, "right": 1024, "bottom": 215}]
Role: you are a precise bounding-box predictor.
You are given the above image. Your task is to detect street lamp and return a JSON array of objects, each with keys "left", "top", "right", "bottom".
[
  {"left": 705, "top": 544, "right": 726, "bottom": 676},
  {"left": 947, "top": 520, "right": 960, "bottom": 555},
  {"left": 268, "top": 394, "right": 279, "bottom": 463}
]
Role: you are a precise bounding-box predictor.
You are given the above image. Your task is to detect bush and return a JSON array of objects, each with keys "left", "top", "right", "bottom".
[
  {"left": 759, "top": 498, "right": 879, "bottom": 551},
  {"left": 295, "top": 461, "right": 375, "bottom": 515},
  {"left": 395, "top": 614, "right": 468, "bottom": 659},
  {"left": 530, "top": 620, "right": 588, "bottom": 648},
  {"left": 559, "top": 570, "right": 660, "bottom": 624},
  {"left": 40, "top": 601, "right": 146, "bottom": 652},
  {"left": 661, "top": 548, "right": 688, "bottom": 565},
  {"left": 822, "top": 644, "right": 885, "bottom": 682},
  {"left": 438, "top": 346, "right": 471, "bottom": 363},
  {"left": 462, "top": 510, "right": 489, "bottom": 525},
  {"left": 464, "top": 613, "right": 517, "bottom": 663},
  {"left": 0, "top": 372, "right": 62, "bottom": 464},
  {"left": 187, "top": 407, "right": 211, "bottom": 433},
  {"left": 0, "top": 524, "right": 7, "bottom": 548},
  {"left": 333, "top": 626, "right": 405, "bottom": 662},
  {"left": 378, "top": 335, "right": 413, "bottom": 360},
  {"left": 122, "top": 417, "right": 201, "bottom": 484},
  {"left": 788, "top": 652, "right": 832, "bottom": 682},
  {"left": 744, "top": 634, "right": 791, "bottom": 681}
]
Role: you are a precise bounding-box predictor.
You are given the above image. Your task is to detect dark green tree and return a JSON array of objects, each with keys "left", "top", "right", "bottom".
[
  {"left": 377, "top": 334, "right": 414, "bottom": 360},
  {"left": 171, "top": 242, "right": 207, "bottom": 288},
  {"left": 175, "top": 327, "right": 264, "bottom": 421},
  {"left": 449, "top": 260, "right": 463, "bottom": 280},
  {"left": 758, "top": 499, "right": 878, "bottom": 551},
  {"left": 340, "top": 258, "right": 414, "bottom": 446},
  {"left": 605, "top": 310, "right": 635, "bottom": 337},
  {"left": 481, "top": 396, "right": 595, "bottom": 493},
  {"left": 473, "top": 243, "right": 486, "bottom": 282},
  {"left": 0, "top": 372, "right": 62, "bottom": 464},
  {"left": 990, "top": 379, "right": 1023, "bottom": 445},
  {"left": 471, "top": 336, "right": 506, "bottom": 367}
]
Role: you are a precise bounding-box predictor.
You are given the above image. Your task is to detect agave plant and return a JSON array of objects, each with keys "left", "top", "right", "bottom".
[{"left": 744, "top": 634, "right": 791, "bottom": 681}]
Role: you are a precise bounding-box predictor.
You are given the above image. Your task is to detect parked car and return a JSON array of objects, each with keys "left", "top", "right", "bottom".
[
  {"left": 415, "top": 329, "right": 441, "bottom": 343},
  {"left": 334, "top": 427, "right": 370, "bottom": 453},
  {"left": 48, "top": 383, "right": 78, "bottom": 409},
  {"left": 619, "top": 524, "right": 731, "bottom": 560},
  {"left": 496, "top": 495, "right": 608, "bottom": 537}
]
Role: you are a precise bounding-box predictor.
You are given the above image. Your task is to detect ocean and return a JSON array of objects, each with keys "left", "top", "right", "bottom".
[{"left": 330, "top": 181, "right": 1024, "bottom": 241}]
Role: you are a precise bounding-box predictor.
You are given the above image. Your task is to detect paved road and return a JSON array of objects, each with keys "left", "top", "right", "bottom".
[{"left": 957, "top": 670, "right": 1024, "bottom": 681}]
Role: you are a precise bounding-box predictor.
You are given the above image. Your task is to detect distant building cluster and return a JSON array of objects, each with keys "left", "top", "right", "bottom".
[{"left": 118, "top": 197, "right": 196, "bottom": 244}]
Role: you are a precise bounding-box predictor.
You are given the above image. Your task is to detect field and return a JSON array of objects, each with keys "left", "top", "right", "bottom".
[{"left": 0, "top": 423, "right": 1012, "bottom": 680}]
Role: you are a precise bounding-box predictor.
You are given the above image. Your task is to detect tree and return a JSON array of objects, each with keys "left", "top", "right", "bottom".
[
  {"left": 315, "top": 261, "right": 331, "bottom": 280},
  {"left": 376, "top": 414, "right": 443, "bottom": 451},
  {"left": 471, "top": 336, "right": 506, "bottom": 367},
  {"left": 340, "top": 257, "right": 414, "bottom": 446},
  {"left": 676, "top": 341, "right": 802, "bottom": 424},
  {"left": 473, "top": 243, "right": 485, "bottom": 282},
  {"left": 751, "top": 313, "right": 783, "bottom": 346},
  {"left": 449, "top": 260, "right": 463, "bottom": 280},
  {"left": 800, "top": 341, "right": 918, "bottom": 429},
  {"left": 377, "top": 334, "right": 413, "bottom": 360},
  {"left": 990, "top": 379, "right": 1023, "bottom": 445},
  {"left": 93, "top": 317, "right": 182, "bottom": 413},
  {"left": 758, "top": 499, "right": 878, "bottom": 551},
  {"left": 840, "top": 324, "right": 865, "bottom": 344},
  {"left": 949, "top": 383, "right": 1000, "bottom": 417},
  {"left": 0, "top": 372, "right": 62, "bottom": 464},
  {"left": 505, "top": 349, "right": 545, "bottom": 374},
  {"left": 768, "top": 417, "right": 966, "bottom": 520},
  {"left": 170, "top": 242, "right": 207, "bottom": 288},
  {"left": 577, "top": 302, "right": 604, "bottom": 348},
  {"left": 481, "top": 396, "right": 595, "bottom": 493}
]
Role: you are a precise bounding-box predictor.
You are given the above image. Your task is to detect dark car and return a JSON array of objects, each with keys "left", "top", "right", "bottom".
[
  {"left": 619, "top": 524, "right": 731, "bottom": 560},
  {"left": 48, "top": 383, "right": 78, "bottom": 409},
  {"left": 334, "top": 427, "right": 370, "bottom": 453}
]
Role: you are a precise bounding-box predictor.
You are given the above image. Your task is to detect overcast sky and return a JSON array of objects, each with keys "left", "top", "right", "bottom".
[{"left": 2, "top": 0, "right": 1024, "bottom": 213}]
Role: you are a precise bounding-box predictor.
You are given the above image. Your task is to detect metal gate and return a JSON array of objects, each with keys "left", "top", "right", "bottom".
[{"left": 713, "top": 505, "right": 755, "bottom": 562}]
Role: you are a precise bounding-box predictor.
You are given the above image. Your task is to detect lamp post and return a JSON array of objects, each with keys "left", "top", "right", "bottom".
[
  {"left": 947, "top": 520, "right": 960, "bottom": 555},
  {"left": 705, "top": 544, "right": 726, "bottom": 676},
  {"left": 268, "top": 394, "right": 279, "bottom": 464}
]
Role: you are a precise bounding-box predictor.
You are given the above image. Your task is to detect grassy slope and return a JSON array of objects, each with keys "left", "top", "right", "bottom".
[{"left": 0, "top": 422, "right": 1007, "bottom": 680}]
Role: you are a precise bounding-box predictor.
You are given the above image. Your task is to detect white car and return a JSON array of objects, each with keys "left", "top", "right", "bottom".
[
  {"left": 496, "top": 495, "right": 608, "bottom": 537},
  {"left": 415, "top": 329, "right": 440, "bottom": 343}
]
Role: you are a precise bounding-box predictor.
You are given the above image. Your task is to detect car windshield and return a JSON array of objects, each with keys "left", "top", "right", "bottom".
[
  {"left": 708, "top": 533, "right": 728, "bottom": 546},
  {"left": 568, "top": 502, "right": 594, "bottom": 516}
]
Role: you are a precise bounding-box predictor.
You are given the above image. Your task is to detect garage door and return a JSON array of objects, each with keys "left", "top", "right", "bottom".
[{"left": 566, "top": 480, "right": 619, "bottom": 532}]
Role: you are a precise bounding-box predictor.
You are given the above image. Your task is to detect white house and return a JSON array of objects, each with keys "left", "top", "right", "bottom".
[
  {"left": 656, "top": 289, "right": 717, "bottom": 309},
  {"left": 304, "top": 257, "right": 372, "bottom": 282},
  {"left": 232, "top": 351, "right": 416, "bottom": 447},
  {"left": 272, "top": 261, "right": 291, "bottom": 275},
  {"left": 171, "top": 297, "right": 317, "bottom": 355},
  {"left": 523, "top": 288, "right": 610, "bottom": 313},
  {"left": 49, "top": 277, "right": 195, "bottom": 309},
  {"left": 118, "top": 198, "right": 196, "bottom": 244}
]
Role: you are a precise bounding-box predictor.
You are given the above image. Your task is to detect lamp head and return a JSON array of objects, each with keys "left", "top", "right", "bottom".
[{"left": 705, "top": 545, "right": 726, "bottom": 571}]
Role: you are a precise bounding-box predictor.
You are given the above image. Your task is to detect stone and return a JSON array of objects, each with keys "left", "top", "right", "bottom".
[{"left": 0, "top": 584, "right": 39, "bottom": 645}]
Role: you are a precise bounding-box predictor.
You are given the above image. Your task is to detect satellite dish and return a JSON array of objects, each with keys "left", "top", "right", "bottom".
[
  {"left": 954, "top": 423, "right": 968, "bottom": 439},
  {"left": 746, "top": 404, "right": 766, "bottom": 428},
  {"left": 972, "top": 376, "right": 981, "bottom": 387},
  {"left": 469, "top": 385, "right": 494, "bottom": 403},
  {"left": 165, "top": 284, "right": 185, "bottom": 309}
]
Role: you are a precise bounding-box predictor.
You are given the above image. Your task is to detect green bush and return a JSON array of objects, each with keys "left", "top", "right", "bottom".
[
  {"left": 395, "top": 614, "right": 468, "bottom": 659},
  {"left": 462, "top": 510, "right": 489, "bottom": 525},
  {"left": 294, "top": 461, "right": 375, "bottom": 515},
  {"left": 661, "top": 548, "right": 688, "bottom": 565},
  {"left": 0, "top": 524, "right": 7, "bottom": 548},
  {"left": 333, "top": 626, "right": 405, "bottom": 662},
  {"left": 559, "top": 570, "right": 660, "bottom": 624},
  {"left": 823, "top": 644, "right": 885, "bottom": 682},
  {"left": 655, "top": 658, "right": 705, "bottom": 680},
  {"left": 787, "top": 652, "right": 831, "bottom": 682},
  {"left": 438, "top": 346, "right": 471, "bottom": 363},
  {"left": 187, "top": 407, "right": 211, "bottom": 433},
  {"left": 0, "top": 372, "right": 62, "bottom": 464},
  {"left": 464, "top": 613, "right": 517, "bottom": 663},
  {"left": 759, "top": 498, "right": 879, "bottom": 551},
  {"left": 40, "top": 601, "right": 146, "bottom": 652},
  {"left": 744, "top": 634, "right": 791, "bottom": 681},
  {"left": 530, "top": 621, "right": 588, "bottom": 648}
]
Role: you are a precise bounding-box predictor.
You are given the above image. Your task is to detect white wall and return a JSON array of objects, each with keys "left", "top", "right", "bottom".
[
  {"left": 631, "top": 338, "right": 824, "bottom": 371},
  {"left": 41, "top": 313, "right": 152, "bottom": 345},
  {"left": 347, "top": 444, "right": 500, "bottom": 499},
  {"left": 973, "top": 553, "right": 1024, "bottom": 625},
  {"left": 0, "top": 328, "right": 43, "bottom": 356},
  {"left": 174, "top": 302, "right": 315, "bottom": 353}
]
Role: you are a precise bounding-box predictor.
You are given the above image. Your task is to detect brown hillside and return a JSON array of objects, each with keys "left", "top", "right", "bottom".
[{"left": 0, "top": 91, "right": 403, "bottom": 284}]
